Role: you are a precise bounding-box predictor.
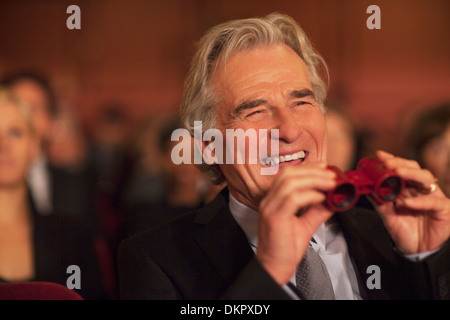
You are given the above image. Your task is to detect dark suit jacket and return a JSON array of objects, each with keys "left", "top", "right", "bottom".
[
  {"left": 31, "top": 210, "right": 110, "bottom": 300},
  {"left": 28, "top": 160, "right": 97, "bottom": 223},
  {"left": 0, "top": 196, "right": 110, "bottom": 300},
  {"left": 118, "top": 188, "right": 450, "bottom": 300},
  {"left": 50, "top": 164, "right": 96, "bottom": 219}
]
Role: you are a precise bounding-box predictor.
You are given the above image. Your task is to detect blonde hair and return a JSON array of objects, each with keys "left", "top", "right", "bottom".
[
  {"left": 0, "top": 87, "right": 35, "bottom": 135},
  {"left": 181, "top": 12, "right": 329, "bottom": 184}
]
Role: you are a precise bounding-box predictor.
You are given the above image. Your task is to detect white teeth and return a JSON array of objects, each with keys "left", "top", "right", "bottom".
[{"left": 262, "top": 151, "right": 306, "bottom": 167}]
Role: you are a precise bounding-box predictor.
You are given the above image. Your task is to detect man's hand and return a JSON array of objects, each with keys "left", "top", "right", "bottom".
[
  {"left": 372, "top": 150, "right": 450, "bottom": 254},
  {"left": 256, "top": 161, "right": 337, "bottom": 285}
]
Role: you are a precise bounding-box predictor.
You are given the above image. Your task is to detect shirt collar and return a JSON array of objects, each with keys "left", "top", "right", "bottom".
[
  {"left": 229, "top": 192, "right": 332, "bottom": 252},
  {"left": 229, "top": 193, "right": 259, "bottom": 249}
]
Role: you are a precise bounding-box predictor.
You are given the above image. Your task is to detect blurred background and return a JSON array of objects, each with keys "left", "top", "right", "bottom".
[
  {"left": 0, "top": 0, "right": 449, "bottom": 153},
  {"left": 0, "top": 0, "right": 449, "bottom": 299}
]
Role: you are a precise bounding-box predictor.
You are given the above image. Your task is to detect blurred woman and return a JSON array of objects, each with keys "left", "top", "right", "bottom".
[
  {"left": 123, "top": 116, "right": 224, "bottom": 237},
  {"left": 405, "top": 102, "right": 450, "bottom": 197},
  {"left": 0, "top": 88, "right": 109, "bottom": 299}
]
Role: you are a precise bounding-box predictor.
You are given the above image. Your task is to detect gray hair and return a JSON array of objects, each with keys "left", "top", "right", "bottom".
[{"left": 181, "top": 12, "right": 329, "bottom": 184}]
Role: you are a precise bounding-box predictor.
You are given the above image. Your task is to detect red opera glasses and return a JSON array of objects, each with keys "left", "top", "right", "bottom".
[{"left": 325, "top": 158, "right": 405, "bottom": 212}]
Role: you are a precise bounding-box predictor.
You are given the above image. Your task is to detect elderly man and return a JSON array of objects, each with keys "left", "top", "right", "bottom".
[{"left": 118, "top": 13, "right": 450, "bottom": 300}]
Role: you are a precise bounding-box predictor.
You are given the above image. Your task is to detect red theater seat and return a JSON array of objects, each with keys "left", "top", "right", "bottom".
[{"left": 0, "top": 281, "right": 83, "bottom": 300}]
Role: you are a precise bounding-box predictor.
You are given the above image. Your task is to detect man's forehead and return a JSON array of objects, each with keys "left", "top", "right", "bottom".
[
  {"left": 217, "top": 44, "right": 306, "bottom": 72},
  {"left": 213, "top": 45, "right": 311, "bottom": 92}
]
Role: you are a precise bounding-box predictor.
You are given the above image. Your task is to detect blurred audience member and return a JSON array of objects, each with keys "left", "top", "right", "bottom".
[
  {"left": 0, "top": 71, "right": 56, "bottom": 215},
  {"left": 47, "top": 104, "right": 87, "bottom": 173},
  {"left": 84, "top": 101, "right": 136, "bottom": 298},
  {"left": 86, "top": 102, "right": 133, "bottom": 185},
  {"left": 405, "top": 102, "right": 450, "bottom": 197},
  {"left": 124, "top": 116, "right": 223, "bottom": 237},
  {"left": 121, "top": 114, "right": 168, "bottom": 213},
  {"left": 85, "top": 102, "right": 134, "bottom": 242},
  {"left": 85, "top": 103, "right": 133, "bottom": 202},
  {"left": 0, "top": 71, "right": 95, "bottom": 221},
  {"left": 325, "top": 106, "right": 375, "bottom": 209},
  {"left": 325, "top": 107, "right": 358, "bottom": 171},
  {"left": 0, "top": 88, "right": 109, "bottom": 299}
]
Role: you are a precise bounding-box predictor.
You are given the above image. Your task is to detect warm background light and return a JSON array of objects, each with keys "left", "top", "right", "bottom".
[{"left": 0, "top": 0, "right": 449, "bottom": 155}]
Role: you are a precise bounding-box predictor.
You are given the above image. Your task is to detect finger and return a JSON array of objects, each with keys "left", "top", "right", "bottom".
[
  {"left": 376, "top": 150, "right": 421, "bottom": 171},
  {"left": 269, "top": 167, "right": 336, "bottom": 194},
  {"left": 396, "top": 167, "right": 435, "bottom": 182},
  {"left": 402, "top": 194, "right": 449, "bottom": 212},
  {"left": 270, "top": 191, "right": 332, "bottom": 236},
  {"left": 267, "top": 170, "right": 336, "bottom": 201},
  {"left": 270, "top": 161, "right": 332, "bottom": 186},
  {"left": 388, "top": 159, "right": 421, "bottom": 172},
  {"left": 267, "top": 162, "right": 337, "bottom": 199},
  {"left": 397, "top": 167, "right": 438, "bottom": 193},
  {"left": 262, "top": 190, "right": 327, "bottom": 220},
  {"left": 262, "top": 174, "right": 336, "bottom": 215},
  {"left": 375, "top": 150, "right": 395, "bottom": 161}
]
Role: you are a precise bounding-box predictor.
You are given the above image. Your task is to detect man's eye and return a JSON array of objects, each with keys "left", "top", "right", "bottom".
[
  {"left": 295, "top": 101, "right": 311, "bottom": 106},
  {"left": 245, "top": 110, "right": 263, "bottom": 118}
]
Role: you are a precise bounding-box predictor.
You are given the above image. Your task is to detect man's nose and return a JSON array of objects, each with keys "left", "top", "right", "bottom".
[{"left": 271, "top": 108, "right": 302, "bottom": 143}]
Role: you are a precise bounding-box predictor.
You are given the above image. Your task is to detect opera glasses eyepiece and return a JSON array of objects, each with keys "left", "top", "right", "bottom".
[{"left": 325, "top": 158, "right": 405, "bottom": 212}]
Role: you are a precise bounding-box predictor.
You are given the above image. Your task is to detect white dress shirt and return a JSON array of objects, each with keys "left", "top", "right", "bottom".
[
  {"left": 27, "top": 155, "right": 52, "bottom": 215},
  {"left": 228, "top": 193, "right": 439, "bottom": 300},
  {"left": 229, "top": 193, "right": 363, "bottom": 300}
]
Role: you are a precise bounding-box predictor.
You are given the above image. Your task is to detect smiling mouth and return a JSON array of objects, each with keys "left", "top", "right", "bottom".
[{"left": 261, "top": 150, "right": 307, "bottom": 167}]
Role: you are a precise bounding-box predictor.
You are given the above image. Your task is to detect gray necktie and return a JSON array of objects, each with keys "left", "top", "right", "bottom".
[{"left": 295, "top": 245, "right": 335, "bottom": 300}]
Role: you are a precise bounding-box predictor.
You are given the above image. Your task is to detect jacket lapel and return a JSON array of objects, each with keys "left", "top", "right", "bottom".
[
  {"left": 192, "top": 188, "right": 254, "bottom": 284},
  {"left": 335, "top": 205, "right": 397, "bottom": 300},
  {"left": 334, "top": 208, "right": 371, "bottom": 299}
]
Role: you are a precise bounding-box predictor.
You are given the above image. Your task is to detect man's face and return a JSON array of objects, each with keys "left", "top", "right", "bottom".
[{"left": 211, "top": 44, "right": 327, "bottom": 209}]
